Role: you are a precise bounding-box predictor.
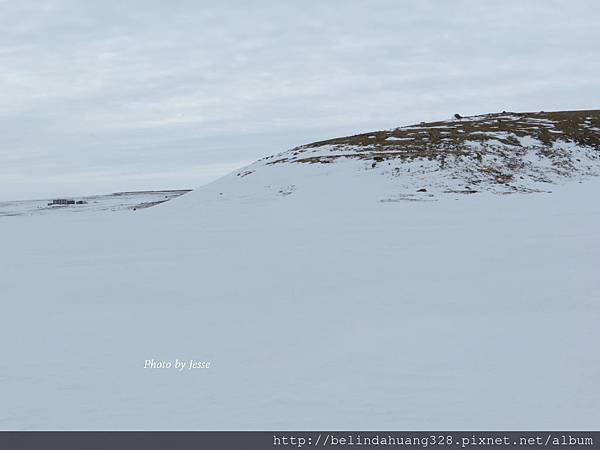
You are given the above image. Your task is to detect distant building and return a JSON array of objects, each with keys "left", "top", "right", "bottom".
[
  {"left": 47, "top": 198, "right": 88, "bottom": 206},
  {"left": 48, "top": 199, "right": 75, "bottom": 205}
]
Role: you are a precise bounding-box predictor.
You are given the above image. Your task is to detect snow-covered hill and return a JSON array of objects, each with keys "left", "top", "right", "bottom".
[
  {"left": 1, "top": 110, "right": 599, "bottom": 430},
  {"left": 169, "top": 109, "right": 600, "bottom": 207}
]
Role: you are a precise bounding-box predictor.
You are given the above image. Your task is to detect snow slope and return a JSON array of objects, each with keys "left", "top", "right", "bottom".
[{"left": 1, "top": 111, "right": 599, "bottom": 430}]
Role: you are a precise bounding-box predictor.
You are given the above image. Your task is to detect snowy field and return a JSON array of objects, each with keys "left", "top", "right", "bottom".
[
  {"left": 1, "top": 158, "right": 599, "bottom": 430},
  {"left": 0, "top": 190, "right": 190, "bottom": 217}
]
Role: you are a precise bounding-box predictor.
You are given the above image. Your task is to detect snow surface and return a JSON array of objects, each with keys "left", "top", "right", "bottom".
[
  {"left": 0, "top": 190, "right": 189, "bottom": 217},
  {"left": 385, "top": 136, "right": 413, "bottom": 141},
  {"left": 1, "top": 157, "right": 599, "bottom": 430}
]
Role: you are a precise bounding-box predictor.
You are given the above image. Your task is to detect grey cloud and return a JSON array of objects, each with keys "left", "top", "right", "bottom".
[{"left": 1, "top": 0, "right": 599, "bottom": 199}]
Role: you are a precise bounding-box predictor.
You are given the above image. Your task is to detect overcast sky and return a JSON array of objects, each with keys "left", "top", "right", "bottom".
[{"left": 1, "top": 0, "right": 599, "bottom": 200}]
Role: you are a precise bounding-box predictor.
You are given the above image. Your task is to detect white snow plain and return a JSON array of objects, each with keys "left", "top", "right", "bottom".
[{"left": 1, "top": 158, "right": 599, "bottom": 430}]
